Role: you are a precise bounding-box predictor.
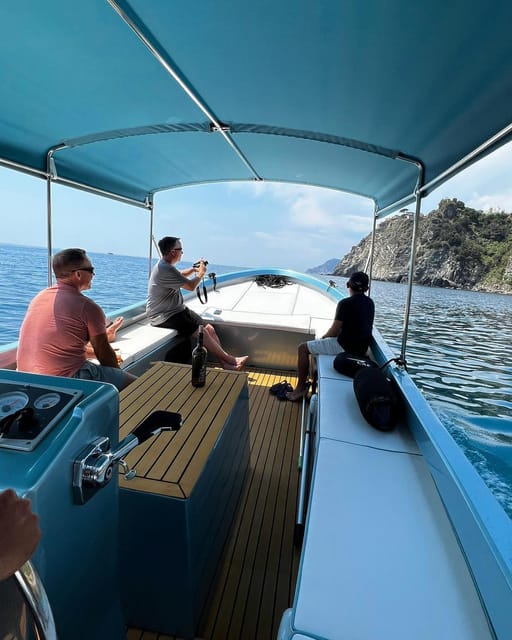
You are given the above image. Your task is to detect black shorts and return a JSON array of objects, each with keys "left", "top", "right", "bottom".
[{"left": 156, "top": 307, "right": 204, "bottom": 336}]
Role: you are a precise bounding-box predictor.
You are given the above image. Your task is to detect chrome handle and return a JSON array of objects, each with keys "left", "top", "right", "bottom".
[
  {"left": 72, "top": 435, "right": 129, "bottom": 504},
  {"left": 73, "top": 411, "right": 182, "bottom": 503},
  {"left": 73, "top": 436, "right": 112, "bottom": 504},
  {"left": 14, "top": 560, "right": 58, "bottom": 640}
]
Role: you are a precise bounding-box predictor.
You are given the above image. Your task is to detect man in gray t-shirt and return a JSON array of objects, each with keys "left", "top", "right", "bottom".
[
  {"left": 147, "top": 258, "right": 194, "bottom": 326},
  {"left": 146, "top": 236, "right": 248, "bottom": 371}
]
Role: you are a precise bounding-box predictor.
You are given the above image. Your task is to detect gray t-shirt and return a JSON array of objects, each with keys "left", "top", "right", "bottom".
[{"left": 146, "top": 260, "right": 190, "bottom": 326}]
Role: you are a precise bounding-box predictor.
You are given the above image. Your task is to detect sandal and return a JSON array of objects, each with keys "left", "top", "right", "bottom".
[{"left": 269, "top": 380, "right": 290, "bottom": 395}]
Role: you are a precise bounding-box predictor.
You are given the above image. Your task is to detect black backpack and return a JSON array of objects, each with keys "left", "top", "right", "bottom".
[{"left": 352, "top": 367, "right": 400, "bottom": 431}]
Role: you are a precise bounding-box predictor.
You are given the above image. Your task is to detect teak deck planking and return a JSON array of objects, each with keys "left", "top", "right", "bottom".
[
  {"left": 125, "top": 365, "right": 303, "bottom": 640},
  {"left": 118, "top": 362, "right": 247, "bottom": 498}
]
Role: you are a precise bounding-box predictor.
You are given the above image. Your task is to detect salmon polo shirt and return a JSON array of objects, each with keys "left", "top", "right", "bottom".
[{"left": 17, "top": 281, "right": 107, "bottom": 377}]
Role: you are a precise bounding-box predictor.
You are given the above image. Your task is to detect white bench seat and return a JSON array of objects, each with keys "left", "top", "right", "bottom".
[
  {"left": 291, "top": 438, "right": 493, "bottom": 640},
  {"left": 110, "top": 322, "right": 178, "bottom": 367},
  {"left": 193, "top": 307, "right": 314, "bottom": 332},
  {"left": 186, "top": 281, "right": 333, "bottom": 337},
  {"left": 316, "top": 358, "right": 418, "bottom": 454},
  {"left": 279, "top": 354, "right": 493, "bottom": 640}
]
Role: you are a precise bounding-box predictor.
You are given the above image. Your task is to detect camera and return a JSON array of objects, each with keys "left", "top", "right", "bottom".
[{"left": 193, "top": 260, "right": 208, "bottom": 268}]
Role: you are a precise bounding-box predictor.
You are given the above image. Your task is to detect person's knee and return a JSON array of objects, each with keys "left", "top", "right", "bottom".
[{"left": 203, "top": 323, "right": 217, "bottom": 338}]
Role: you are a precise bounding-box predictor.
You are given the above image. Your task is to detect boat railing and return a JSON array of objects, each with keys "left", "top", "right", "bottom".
[
  {"left": 371, "top": 330, "right": 512, "bottom": 639},
  {"left": 14, "top": 560, "right": 57, "bottom": 640},
  {"left": 0, "top": 303, "right": 149, "bottom": 371}
]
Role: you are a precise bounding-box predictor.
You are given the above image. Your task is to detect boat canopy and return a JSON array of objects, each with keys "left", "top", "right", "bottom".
[{"left": 1, "top": 0, "right": 511, "bottom": 215}]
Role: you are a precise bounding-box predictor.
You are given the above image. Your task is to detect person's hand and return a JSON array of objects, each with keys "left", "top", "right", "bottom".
[
  {"left": 106, "top": 316, "right": 123, "bottom": 342},
  {"left": 0, "top": 489, "right": 41, "bottom": 580},
  {"left": 197, "top": 260, "right": 207, "bottom": 277},
  {"left": 85, "top": 317, "right": 123, "bottom": 359}
]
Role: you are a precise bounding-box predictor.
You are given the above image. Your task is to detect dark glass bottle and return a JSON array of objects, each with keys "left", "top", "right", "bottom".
[{"left": 191, "top": 326, "right": 207, "bottom": 387}]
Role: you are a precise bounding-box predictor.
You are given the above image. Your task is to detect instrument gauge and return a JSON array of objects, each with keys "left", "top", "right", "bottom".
[
  {"left": 34, "top": 392, "right": 62, "bottom": 410},
  {"left": 0, "top": 391, "right": 30, "bottom": 418}
]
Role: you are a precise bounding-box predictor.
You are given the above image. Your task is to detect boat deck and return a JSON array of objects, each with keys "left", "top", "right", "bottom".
[{"left": 126, "top": 366, "right": 303, "bottom": 640}]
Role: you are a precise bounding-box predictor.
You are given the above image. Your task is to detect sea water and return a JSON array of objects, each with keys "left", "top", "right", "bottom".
[
  {"left": 0, "top": 243, "right": 242, "bottom": 344},
  {"left": 1, "top": 243, "right": 512, "bottom": 516}
]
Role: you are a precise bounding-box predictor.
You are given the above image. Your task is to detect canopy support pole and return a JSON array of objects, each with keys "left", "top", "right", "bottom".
[
  {"left": 365, "top": 202, "right": 378, "bottom": 296},
  {"left": 147, "top": 196, "right": 155, "bottom": 279},
  {"left": 45, "top": 151, "right": 58, "bottom": 287},
  {"left": 399, "top": 163, "right": 424, "bottom": 363}
]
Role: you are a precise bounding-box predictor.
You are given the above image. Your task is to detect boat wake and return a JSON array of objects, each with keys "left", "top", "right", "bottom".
[{"left": 434, "top": 404, "right": 512, "bottom": 518}]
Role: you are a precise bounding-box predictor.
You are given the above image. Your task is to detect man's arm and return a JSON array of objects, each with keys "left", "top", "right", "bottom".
[
  {"left": 85, "top": 316, "right": 123, "bottom": 358},
  {"left": 179, "top": 261, "right": 207, "bottom": 291},
  {"left": 0, "top": 489, "right": 41, "bottom": 580},
  {"left": 89, "top": 333, "right": 119, "bottom": 367},
  {"left": 322, "top": 319, "right": 342, "bottom": 338}
]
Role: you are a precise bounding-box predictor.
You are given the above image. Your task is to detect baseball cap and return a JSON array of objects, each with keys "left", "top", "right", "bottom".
[{"left": 348, "top": 271, "right": 369, "bottom": 292}]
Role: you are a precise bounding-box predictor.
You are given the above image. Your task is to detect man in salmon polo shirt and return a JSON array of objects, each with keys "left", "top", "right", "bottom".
[{"left": 17, "top": 248, "right": 136, "bottom": 391}]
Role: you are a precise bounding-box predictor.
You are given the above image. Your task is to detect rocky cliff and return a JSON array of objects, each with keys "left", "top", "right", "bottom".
[{"left": 333, "top": 199, "right": 512, "bottom": 294}]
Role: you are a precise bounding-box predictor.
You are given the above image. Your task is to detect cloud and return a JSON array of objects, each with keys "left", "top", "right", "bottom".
[
  {"left": 229, "top": 180, "right": 374, "bottom": 232},
  {"left": 421, "top": 140, "right": 512, "bottom": 214},
  {"left": 209, "top": 181, "right": 375, "bottom": 269},
  {"left": 467, "top": 190, "right": 512, "bottom": 213}
]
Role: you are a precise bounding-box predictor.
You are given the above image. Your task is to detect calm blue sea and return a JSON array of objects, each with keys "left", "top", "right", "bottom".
[
  {"left": 0, "top": 243, "right": 243, "bottom": 344},
  {"left": 2, "top": 243, "right": 512, "bottom": 515}
]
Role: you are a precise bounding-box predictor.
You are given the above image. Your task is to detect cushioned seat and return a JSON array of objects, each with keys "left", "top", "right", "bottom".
[
  {"left": 314, "top": 355, "right": 417, "bottom": 452},
  {"left": 279, "top": 353, "right": 493, "bottom": 640},
  {"left": 110, "top": 322, "right": 178, "bottom": 367},
  {"left": 289, "top": 439, "right": 493, "bottom": 640}
]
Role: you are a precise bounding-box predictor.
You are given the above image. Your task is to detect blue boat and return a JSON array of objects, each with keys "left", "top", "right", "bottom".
[{"left": 0, "top": 2, "right": 511, "bottom": 639}]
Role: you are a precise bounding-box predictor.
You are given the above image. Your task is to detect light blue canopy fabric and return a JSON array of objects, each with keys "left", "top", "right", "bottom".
[{"left": 0, "top": 0, "right": 511, "bottom": 213}]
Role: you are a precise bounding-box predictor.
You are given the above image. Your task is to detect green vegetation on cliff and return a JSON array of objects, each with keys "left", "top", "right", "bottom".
[{"left": 334, "top": 199, "right": 512, "bottom": 293}]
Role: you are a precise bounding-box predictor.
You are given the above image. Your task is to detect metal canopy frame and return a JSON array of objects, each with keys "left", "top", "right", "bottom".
[
  {"left": 1, "top": 0, "right": 511, "bottom": 351},
  {"left": 106, "top": 0, "right": 263, "bottom": 182},
  {"left": 1, "top": 6, "right": 511, "bottom": 636},
  {"left": 1, "top": 0, "right": 510, "bottom": 214}
]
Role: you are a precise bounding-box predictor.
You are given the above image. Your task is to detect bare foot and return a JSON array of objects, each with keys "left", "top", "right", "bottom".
[
  {"left": 286, "top": 385, "right": 308, "bottom": 402},
  {"left": 234, "top": 356, "right": 249, "bottom": 371},
  {"left": 222, "top": 356, "right": 249, "bottom": 371}
]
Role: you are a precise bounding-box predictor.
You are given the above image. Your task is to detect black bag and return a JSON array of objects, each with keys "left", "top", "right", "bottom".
[
  {"left": 333, "top": 352, "right": 375, "bottom": 378},
  {"left": 353, "top": 367, "right": 399, "bottom": 431}
]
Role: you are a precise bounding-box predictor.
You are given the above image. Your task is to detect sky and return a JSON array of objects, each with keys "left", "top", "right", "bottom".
[{"left": 1, "top": 140, "right": 512, "bottom": 272}]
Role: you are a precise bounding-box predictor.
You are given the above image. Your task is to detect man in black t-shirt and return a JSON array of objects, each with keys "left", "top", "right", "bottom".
[{"left": 286, "top": 271, "right": 375, "bottom": 401}]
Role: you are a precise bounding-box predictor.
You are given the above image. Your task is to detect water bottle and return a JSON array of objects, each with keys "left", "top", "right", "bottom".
[{"left": 191, "top": 326, "right": 207, "bottom": 387}]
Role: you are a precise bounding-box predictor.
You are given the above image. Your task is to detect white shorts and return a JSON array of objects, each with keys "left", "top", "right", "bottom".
[{"left": 306, "top": 337, "right": 343, "bottom": 356}]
